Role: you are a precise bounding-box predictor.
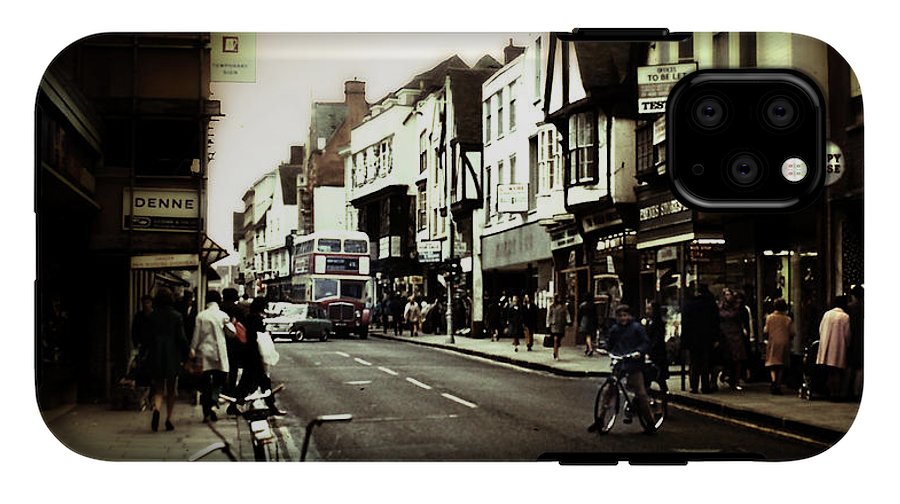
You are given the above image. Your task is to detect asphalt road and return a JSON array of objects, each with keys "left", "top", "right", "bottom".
[{"left": 267, "top": 337, "right": 826, "bottom": 463}]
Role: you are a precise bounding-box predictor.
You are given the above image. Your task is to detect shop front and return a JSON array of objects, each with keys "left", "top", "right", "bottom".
[
  {"left": 636, "top": 185, "right": 725, "bottom": 340},
  {"left": 482, "top": 221, "right": 554, "bottom": 333}
]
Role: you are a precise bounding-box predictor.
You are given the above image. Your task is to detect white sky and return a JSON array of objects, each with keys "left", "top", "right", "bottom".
[{"left": 207, "top": 32, "right": 526, "bottom": 262}]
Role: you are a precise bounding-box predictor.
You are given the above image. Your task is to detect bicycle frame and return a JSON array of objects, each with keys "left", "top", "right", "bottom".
[{"left": 592, "top": 352, "right": 666, "bottom": 434}]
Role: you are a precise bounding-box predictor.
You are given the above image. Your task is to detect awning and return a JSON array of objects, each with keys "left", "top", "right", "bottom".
[{"left": 201, "top": 234, "right": 230, "bottom": 266}]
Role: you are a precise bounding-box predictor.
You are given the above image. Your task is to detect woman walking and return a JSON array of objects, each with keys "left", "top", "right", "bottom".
[
  {"left": 404, "top": 296, "right": 422, "bottom": 336},
  {"left": 578, "top": 295, "right": 597, "bottom": 356},
  {"left": 645, "top": 301, "right": 669, "bottom": 392},
  {"left": 763, "top": 298, "right": 794, "bottom": 395},
  {"left": 547, "top": 295, "right": 568, "bottom": 360},
  {"left": 146, "top": 287, "right": 189, "bottom": 432},
  {"left": 719, "top": 288, "right": 748, "bottom": 391},
  {"left": 507, "top": 295, "right": 524, "bottom": 352}
]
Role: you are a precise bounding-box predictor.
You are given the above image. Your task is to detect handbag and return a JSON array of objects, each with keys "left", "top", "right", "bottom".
[
  {"left": 183, "top": 356, "right": 203, "bottom": 376},
  {"left": 257, "top": 331, "right": 280, "bottom": 370},
  {"left": 542, "top": 334, "right": 554, "bottom": 348}
]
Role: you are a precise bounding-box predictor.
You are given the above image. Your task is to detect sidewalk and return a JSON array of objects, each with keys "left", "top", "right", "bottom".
[{"left": 372, "top": 329, "right": 860, "bottom": 444}]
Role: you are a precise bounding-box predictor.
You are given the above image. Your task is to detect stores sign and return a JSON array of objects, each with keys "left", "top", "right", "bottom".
[
  {"left": 123, "top": 188, "right": 201, "bottom": 232},
  {"left": 637, "top": 63, "right": 697, "bottom": 114},
  {"left": 640, "top": 199, "right": 688, "bottom": 222}
]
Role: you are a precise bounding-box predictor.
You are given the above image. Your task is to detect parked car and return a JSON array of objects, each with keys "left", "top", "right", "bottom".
[{"left": 264, "top": 302, "right": 332, "bottom": 342}]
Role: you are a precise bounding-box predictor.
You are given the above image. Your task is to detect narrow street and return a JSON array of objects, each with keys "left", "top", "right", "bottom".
[{"left": 269, "top": 338, "right": 823, "bottom": 462}]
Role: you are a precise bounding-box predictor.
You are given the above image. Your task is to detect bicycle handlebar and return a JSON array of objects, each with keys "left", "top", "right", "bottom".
[{"left": 218, "top": 383, "right": 285, "bottom": 405}]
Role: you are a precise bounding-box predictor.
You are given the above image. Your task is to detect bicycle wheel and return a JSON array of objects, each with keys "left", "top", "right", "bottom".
[
  {"left": 593, "top": 379, "right": 620, "bottom": 434},
  {"left": 641, "top": 381, "right": 668, "bottom": 433},
  {"left": 252, "top": 440, "right": 273, "bottom": 461}
]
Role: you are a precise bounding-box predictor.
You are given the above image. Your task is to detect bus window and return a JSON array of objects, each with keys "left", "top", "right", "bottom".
[
  {"left": 317, "top": 239, "right": 342, "bottom": 253},
  {"left": 340, "top": 280, "right": 367, "bottom": 300},
  {"left": 314, "top": 278, "right": 338, "bottom": 299},
  {"left": 344, "top": 239, "right": 368, "bottom": 254}
]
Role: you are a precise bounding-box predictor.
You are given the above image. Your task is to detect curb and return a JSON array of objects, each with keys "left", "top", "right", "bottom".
[{"left": 372, "top": 333, "right": 846, "bottom": 445}]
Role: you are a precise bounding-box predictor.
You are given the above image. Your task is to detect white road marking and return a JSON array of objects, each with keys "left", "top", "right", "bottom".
[
  {"left": 335, "top": 351, "right": 350, "bottom": 357},
  {"left": 345, "top": 380, "right": 372, "bottom": 385},
  {"left": 441, "top": 393, "right": 478, "bottom": 409},
  {"left": 405, "top": 377, "right": 432, "bottom": 390},
  {"left": 378, "top": 366, "right": 399, "bottom": 376},
  {"left": 354, "top": 358, "right": 372, "bottom": 366}
]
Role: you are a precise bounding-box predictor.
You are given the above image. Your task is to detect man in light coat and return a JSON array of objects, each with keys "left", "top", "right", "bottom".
[
  {"left": 190, "top": 290, "right": 231, "bottom": 422},
  {"left": 816, "top": 295, "right": 852, "bottom": 400}
]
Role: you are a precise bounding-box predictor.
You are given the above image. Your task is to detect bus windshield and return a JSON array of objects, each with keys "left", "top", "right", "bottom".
[
  {"left": 314, "top": 278, "right": 339, "bottom": 299},
  {"left": 341, "top": 279, "right": 367, "bottom": 300}
]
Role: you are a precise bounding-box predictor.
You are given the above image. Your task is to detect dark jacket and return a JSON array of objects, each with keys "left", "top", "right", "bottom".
[
  {"left": 681, "top": 294, "right": 721, "bottom": 352},
  {"left": 646, "top": 318, "right": 669, "bottom": 379},
  {"left": 506, "top": 303, "right": 524, "bottom": 337},
  {"left": 578, "top": 300, "right": 597, "bottom": 335},
  {"left": 146, "top": 305, "right": 189, "bottom": 380},
  {"left": 606, "top": 320, "right": 652, "bottom": 373},
  {"left": 522, "top": 303, "right": 537, "bottom": 330}
]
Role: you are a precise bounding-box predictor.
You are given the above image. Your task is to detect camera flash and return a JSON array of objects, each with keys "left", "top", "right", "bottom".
[{"left": 781, "top": 157, "right": 808, "bottom": 182}]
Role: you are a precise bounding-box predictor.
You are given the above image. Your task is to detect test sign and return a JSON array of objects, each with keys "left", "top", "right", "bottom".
[{"left": 637, "top": 63, "right": 697, "bottom": 114}]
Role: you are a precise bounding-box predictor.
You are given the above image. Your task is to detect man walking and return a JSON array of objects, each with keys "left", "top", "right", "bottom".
[
  {"left": 681, "top": 284, "right": 721, "bottom": 394},
  {"left": 190, "top": 290, "right": 231, "bottom": 422}
]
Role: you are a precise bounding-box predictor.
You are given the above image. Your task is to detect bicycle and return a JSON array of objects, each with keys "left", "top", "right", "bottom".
[
  {"left": 591, "top": 351, "right": 668, "bottom": 434},
  {"left": 190, "top": 384, "right": 285, "bottom": 462}
]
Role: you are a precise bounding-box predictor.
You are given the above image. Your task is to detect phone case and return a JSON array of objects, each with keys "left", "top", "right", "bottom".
[{"left": 36, "top": 30, "right": 863, "bottom": 463}]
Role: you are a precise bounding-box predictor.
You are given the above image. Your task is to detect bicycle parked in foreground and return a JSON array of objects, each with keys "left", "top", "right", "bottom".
[
  {"left": 189, "top": 384, "right": 352, "bottom": 461},
  {"left": 591, "top": 350, "right": 668, "bottom": 435}
]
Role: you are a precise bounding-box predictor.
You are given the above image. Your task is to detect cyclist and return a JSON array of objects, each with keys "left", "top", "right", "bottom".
[{"left": 589, "top": 304, "right": 656, "bottom": 433}]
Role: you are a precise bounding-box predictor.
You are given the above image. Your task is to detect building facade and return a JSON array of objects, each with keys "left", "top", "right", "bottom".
[{"left": 37, "top": 33, "right": 221, "bottom": 407}]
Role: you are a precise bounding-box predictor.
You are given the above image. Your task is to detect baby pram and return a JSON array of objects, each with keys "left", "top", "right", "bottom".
[{"left": 798, "top": 340, "right": 827, "bottom": 400}]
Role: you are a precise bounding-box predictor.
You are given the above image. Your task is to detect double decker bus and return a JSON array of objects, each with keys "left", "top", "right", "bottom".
[{"left": 290, "top": 230, "right": 373, "bottom": 338}]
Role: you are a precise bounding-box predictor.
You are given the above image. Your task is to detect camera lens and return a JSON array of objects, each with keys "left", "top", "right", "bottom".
[
  {"left": 764, "top": 96, "right": 798, "bottom": 129},
  {"left": 727, "top": 152, "right": 764, "bottom": 188},
  {"left": 692, "top": 96, "right": 727, "bottom": 130}
]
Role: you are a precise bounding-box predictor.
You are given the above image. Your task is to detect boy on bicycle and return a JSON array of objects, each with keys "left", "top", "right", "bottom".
[{"left": 590, "top": 304, "right": 656, "bottom": 433}]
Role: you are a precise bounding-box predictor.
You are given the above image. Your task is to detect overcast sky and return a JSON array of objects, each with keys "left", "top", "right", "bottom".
[{"left": 207, "top": 32, "right": 526, "bottom": 263}]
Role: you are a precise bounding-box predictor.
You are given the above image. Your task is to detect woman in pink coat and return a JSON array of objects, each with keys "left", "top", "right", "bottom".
[
  {"left": 816, "top": 296, "right": 851, "bottom": 399},
  {"left": 763, "top": 298, "right": 794, "bottom": 395}
]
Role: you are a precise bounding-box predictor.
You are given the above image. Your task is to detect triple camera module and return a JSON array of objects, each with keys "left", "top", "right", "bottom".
[{"left": 667, "top": 70, "right": 825, "bottom": 210}]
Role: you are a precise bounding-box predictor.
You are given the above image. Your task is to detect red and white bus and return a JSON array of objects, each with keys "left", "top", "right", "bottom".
[{"left": 290, "top": 230, "right": 373, "bottom": 338}]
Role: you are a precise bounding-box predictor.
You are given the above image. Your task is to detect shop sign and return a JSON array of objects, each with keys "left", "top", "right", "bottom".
[
  {"left": 497, "top": 184, "right": 529, "bottom": 213},
  {"left": 689, "top": 241, "right": 724, "bottom": 263},
  {"left": 211, "top": 33, "right": 257, "bottom": 83},
  {"left": 825, "top": 141, "right": 845, "bottom": 186},
  {"left": 640, "top": 198, "right": 689, "bottom": 223},
  {"left": 653, "top": 116, "right": 666, "bottom": 145},
  {"left": 582, "top": 208, "right": 623, "bottom": 234},
  {"left": 123, "top": 188, "right": 201, "bottom": 232},
  {"left": 131, "top": 253, "right": 199, "bottom": 269},
  {"left": 637, "top": 63, "right": 697, "bottom": 114},
  {"left": 550, "top": 226, "right": 583, "bottom": 251},
  {"left": 417, "top": 240, "right": 442, "bottom": 263},
  {"left": 657, "top": 245, "right": 678, "bottom": 263},
  {"left": 378, "top": 236, "right": 402, "bottom": 259}
]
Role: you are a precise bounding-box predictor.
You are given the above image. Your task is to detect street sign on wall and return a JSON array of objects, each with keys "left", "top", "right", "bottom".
[
  {"left": 417, "top": 240, "right": 442, "bottom": 263},
  {"left": 497, "top": 183, "right": 528, "bottom": 213},
  {"left": 637, "top": 63, "right": 697, "bottom": 114}
]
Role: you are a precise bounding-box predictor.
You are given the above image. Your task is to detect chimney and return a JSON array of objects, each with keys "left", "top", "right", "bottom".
[
  {"left": 344, "top": 80, "right": 368, "bottom": 125},
  {"left": 290, "top": 145, "right": 305, "bottom": 165},
  {"left": 504, "top": 38, "right": 525, "bottom": 65}
]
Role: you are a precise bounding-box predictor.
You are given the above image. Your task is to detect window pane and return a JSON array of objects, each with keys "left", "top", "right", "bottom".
[
  {"left": 314, "top": 279, "right": 338, "bottom": 299},
  {"left": 317, "top": 239, "right": 342, "bottom": 252},
  {"left": 341, "top": 280, "right": 367, "bottom": 300},
  {"left": 344, "top": 239, "right": 368, "bottom": 254}
]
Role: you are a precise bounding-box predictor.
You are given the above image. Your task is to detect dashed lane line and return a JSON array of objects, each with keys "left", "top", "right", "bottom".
[
  {"left": 440, "top": 393, "right": 478, "bottom": 409},
  {"left": 354, "top": 357, "right": 373, "bottom": 366},
  {"left": 405, "top": 377, "right": 433, "bottom": 390},
  {"left": 378, "top": 366, "right": 399, "bottom": 376},
  {"left": 335, "top": 351, "right": 350, "bottom": 357}
]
